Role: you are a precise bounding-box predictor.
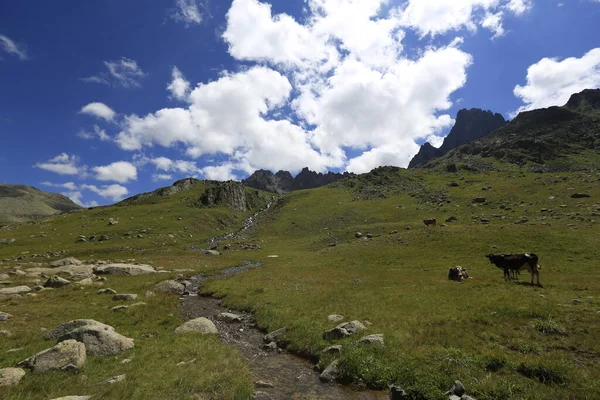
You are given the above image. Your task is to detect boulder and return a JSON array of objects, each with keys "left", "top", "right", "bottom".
[
  {"left": 324, "top": 320, "right": 367, "bottom": 340},
  {"left": 446, "top": 216, "right": 458, "bottom": 223},
  {"left": 0, "top": 286, "right": 31, "bottom": 296},
  {"left": 44, "top": 276, "right": 71, "bottom": 288},
  {"left": 49, "top": 258, "right": 82, "bottom": 268},
  {"left": 17, "top": 339, "right": 86, "bottom": 373},
  {"left": 0, "top": 239, "right": 15, "bottom": 245},
  {"left": 97, "top": 288, "right": 117, "bottom": 295},
  {"left": 0, "top": 311, "right": 12, "bottom": 321},
  {"left": 108, "top": 218, "right": 119, "bottom": 225},
  {"left": 472, "top": 197, "right": 486, "bottom": 203},
  {"left": 76, "top": 278, "right": 96, "bottom": 287},
  {"left": 263, "top": 327, "right": 287, "bottom": 343},
  {"left": 319, "top": 360, "right": 339, "bottom": 383},
  {"left": 445, "top": 380, "right": 466, "bottom": 397},
  {"left": 0, "top": 367, "right": 26, "bottom": 386},
  {"left": 93, "top": 263, "right": 156, "bottom": 276},
  {"left": 56, "top": 325, "right": 134, "bottom": 356},
  {"left": 154, "top": 280, "right": 185, "bottom": 295},
  {"left": 389, "top": 385, "right": 407, "bottom": 399},
  {"left": 175, "top": 317, "right": 218, "bottom": 334},
  {"left": 217, "top": 312, "right": 243, "bottom": 323},
  {"left": 322, "top": 345, "right": 342, "bottom": 355},
  {"left": 327, "top": 314, "right": 344, "bottom": 322},
  {"left": 359, "top": 334, "right": 385, "bottom": 347},
  {"left": 112, "top": 294, "right": 137, "bottom": 301},
  {"left": 342, "top": 320, "right": 367, "bottom": 334},
  {"left": 102, "top": 374, "right": 126, "bottom": 384},
  {"left": 45, "top": 319, "right": 115, "bottom": 340}
]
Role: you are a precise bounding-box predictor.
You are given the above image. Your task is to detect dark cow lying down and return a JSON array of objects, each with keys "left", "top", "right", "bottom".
[{"left": 486, "top": 253, "right": 542, "bottom": 287}]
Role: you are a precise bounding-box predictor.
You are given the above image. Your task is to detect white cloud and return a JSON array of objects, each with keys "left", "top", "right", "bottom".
[
  {"left": 481, "top": 12, "right": 505, "bottom": 39},
  {"left": 201, "top": 164, "right": 238, "bottom": 181},
  {"left": 513, "top": 48, "right": 600, "bottom": 116},
  {"left": 151, "top": 157, "right": 199, "bottom": 174},
  {"left": 41, "top": 181, "right": 78, "bottom": 191},
  {"left": 78, "top": 125, "right": 110, "bottom": 141},
  {"left": 80, "top": 102, "right": 116, "bottom": 121},
  {"left": 93, "top": 161, "right": 138, "bottom": 183},
  {"left": 35, "top": 154, "right": 83, "bottom": 175},
  {"left": 505, "top": 0, "right": 532, "bottom": 15},
  {"left": 81, "top": 184, "right": 129, "bottom": 201},
  {"left": 171, "top": 0, "right": 205, "bottom": 26},
  {"left": 167, "top": 67, "right": 191, "bottom": 101},
  {"left": 83, "top": 58, "right": 145, "bottom": 88},
  {"left": 152, "top": 174, "right": 173, "bottom": 182},
  {"left": 0, "top": 34, "right": 27, "bottom": 60}
]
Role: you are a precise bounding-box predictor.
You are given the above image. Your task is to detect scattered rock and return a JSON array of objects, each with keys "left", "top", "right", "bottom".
[
  {"left": 263, "top": 327, "right": 287, "bottom": 343},
  {"left": 0, "top": 311, "right": 12, "bottom": 321},
  {"left": 0, "top": 367, "right": 26, "bottom": 386},
  {"left": 323, "top": 320, "right": 367, "bottom": 340},
  {"left": 45, "top": 319, "right": 114, "bottom": 340},
  {"left": 0, "top": 330, "right": 12, "bottom": 336},
  {"left": 254, "top": 380, "right": 275, "bottom": 388},
  {"left": 327, "top": 314, "right": 344, "bottom": 322},
  {"left": 102, "top": 374, "right": 126, "bottom": 384},
  {"left": 44, "top": 276, "right": 71, "bottom": 288},
  {"left": 571, "top": 299, "right": 583, "bottom": 305},
  {"left": 445, "top": 380, "right": 466, "bottom": 397},
  {"left": 0, "top": 286, "right": 32, "bottom": 296},
  {"left": 217, "top": 312, "right": 243, "bottom": 323},
  {"left": 319, "top": 360, "right": 340, "bottom": 383},
  {"left": 111, "top": 305, "right": 129, "bottom": 312},
  {"left": 0, "top": 239, "right": 15, "bottom": 245},
  {"left": 108, "top": 218, "right": 119, "bottom": 225},
  {"left": 262, "top": 342, "right": 277, "bottom": 352},
  {"left": 322, "top": 345, "right": 342, "bottom": 355},
  {"left": 113, "top": 294, "right": 137, "bottom": 302},
  {"left": 355, "top": 232, "right": 363, "bottom": 238},
  {"left": 154, "top": 280, "right": 185, "bottom": 295},
  {"left": 359, "top": 333, "right": 385, "bottom": 347},
  {"left": 93, "top": 264, "right": 156, "bottom": 276},
  {"left": 472, "top": 197, "right": 486, "bottom": 203},
  {"left": 97, "top": 288, "right": 117, "bottom": 295},
  {"left": 203, "top": 250, "right": 221, "bottom": 256},
  {"left": 175, "top": 317, "right": 218, "bottom": 335},
  {"left": 571, "top": 193, "right": 590, "bottom": 199},
  {"left": 55, "top": 324, "right": 134, "bottom": 356},
  {"left": 17, "top": 339, "right": 86, "bottom": 373},
  {"left": 49, "top": 257, "right": 82, "bottom": 267},
  {"left": 389, "top": 385, "right": 407, "bottom": 400},
  {"left": 446, "top": 216, "right": 458, "bottom": 223}
]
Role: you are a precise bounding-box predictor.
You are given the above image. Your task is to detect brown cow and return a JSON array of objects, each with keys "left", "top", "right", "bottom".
[{"left": 423, "top": 218, "right": 436, "bottom": 227}]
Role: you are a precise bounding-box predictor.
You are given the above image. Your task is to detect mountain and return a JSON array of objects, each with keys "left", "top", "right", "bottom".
[
  {"left": 0, "top": 184, "right": 82, "bottom": 226},
  {"left": 243, "top": 167, "right": 353, "bottom": 194},
  {"left": 119, "top": 178, "right": 201, "bottom": 205},
  {"left": 408, "top": 108, "right": 507, "bottom": 168},
  {"left": 423, "top": 89, "right": 600, "bottom": 172}
]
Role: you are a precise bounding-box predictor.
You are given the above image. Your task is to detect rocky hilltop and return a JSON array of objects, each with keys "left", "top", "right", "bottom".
[
  {"left": 424, "top": 89, "right": 600, "bottom": 172},
  {"left": 409, "top": 108, "right": 507, "bottom": 168},
  {"left": 119, "top": 178, "right": 200, "bottom": 205},
  {"left": 0, "top": 184, "right": 81, "bottom": 226},
  {"left": 243, "top": 167, "right": 353, "bottom": 194}
]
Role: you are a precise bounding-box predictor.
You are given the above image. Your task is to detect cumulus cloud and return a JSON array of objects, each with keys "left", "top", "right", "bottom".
[
  {"left": 167, "top": 67, "right": 191, "bottom": 101},
  {"left": 77, "top": 125, "right": 110, "bottom": 141},
  {"left": 35, "top": 154, "right": 83, "bottom": 175},
  {"left": 171, "top": 0, "right": 205, "bottom": 26},
  {"left": 152, "top": 174, "right": 173, "bottom": 182},
  {"left": 41, "top": 181, "right": 78, "bottom": 191},
  {"left": 0, "top": 34, "right": 27, "bottom": 60},
  {"left": 93, "top": 161, "right": 138, "bottom": 183},
  {"left": 80, "top": 102, "right": 116, "bottom": 121},
  {"left": 513, "top": 48, "right": 600, "bottom": 116},
  {"left": 151, "top": 157, "right": 199, "bottom": 174},
  {"left": 81, "top": 184, "right": 129, "bottom": 201},
  {"left": 83, "top": 58, "right": 145, "bottom": 88}
]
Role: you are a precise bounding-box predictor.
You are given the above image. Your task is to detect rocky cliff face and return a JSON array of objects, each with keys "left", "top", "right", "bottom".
[
  {"left": 408, "top": 108, "right": 506, "bottom": 168},
  {"left": 0, "top": 185, "right": 82, "bottom": 226},
  {"left": 199, "top": 181, "right": 268, "bottom": 212},
  {"left": 243, "top": 168, "right": 352, "bottom": 194},
  {"left": 565, "top": 88, "right": 600, "bottom": 115},
  {"left": 120, "top": 178, "right": 201, "bottom": 205}
]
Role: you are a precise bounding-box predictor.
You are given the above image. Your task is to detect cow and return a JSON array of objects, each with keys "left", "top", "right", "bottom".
[
  {"left": 486, "top": 253, "right": 542, "bottom": 287},
  {"left": 423, "top": 218, "right": 436, "bottom": 227}
]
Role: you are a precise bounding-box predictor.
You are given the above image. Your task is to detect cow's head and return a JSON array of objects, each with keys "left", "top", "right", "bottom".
[{"left": 486, "top": 254, "right": 503, "bottom": 263}]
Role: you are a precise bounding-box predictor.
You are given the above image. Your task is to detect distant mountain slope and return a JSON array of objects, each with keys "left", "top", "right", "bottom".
[
  {"left": 0, "top": 184, "right": 81, "bottom": 225},
  {"left": 424, "top": 89, "right": 600, "bottom": 172},
  {"left": 243, "top": 167, "right": 354, "bottom": 194},
  {"left": 408, "top": 108, "right": 507, "bottom": 168}
]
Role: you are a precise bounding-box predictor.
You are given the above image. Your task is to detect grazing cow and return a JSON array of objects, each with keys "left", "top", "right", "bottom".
[
  {"left": 486, "top": 253, "right": 542, "bottom": 287},
  {"left": 423, "top": 218, "right": 436, "bottom": 227}
]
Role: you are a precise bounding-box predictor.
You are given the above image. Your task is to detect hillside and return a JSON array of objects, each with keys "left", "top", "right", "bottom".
[
  {"left": 0, "top": 184, "right": 81, "bottom": 226},
  {"left": 408, "top": 109, "right": 507, "bottom": 168},
  {"left": 424, "top": 89, "right": 600, "bottom": 172}
]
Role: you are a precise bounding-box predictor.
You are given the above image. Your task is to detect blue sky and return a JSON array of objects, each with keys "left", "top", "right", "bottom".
[{"left": 1, "top": 0, "right": 599, "bottom": 206}]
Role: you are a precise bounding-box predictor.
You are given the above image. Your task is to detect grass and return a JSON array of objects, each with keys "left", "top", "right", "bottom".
[{"left": 2, "top": 169, "right": 600, "bottom": 399}]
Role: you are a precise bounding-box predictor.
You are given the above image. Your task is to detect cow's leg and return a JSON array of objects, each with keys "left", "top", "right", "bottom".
[
  {"left": 504, "top": 268, "right": 510, "bottom": 281},
  {"left": 536, "top": 265, "right": 542, "bottom": 287}
]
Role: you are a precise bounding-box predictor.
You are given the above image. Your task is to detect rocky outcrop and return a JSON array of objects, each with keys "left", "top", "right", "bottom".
[
  {"left": 0, "top": 184, "right": 81, "bottom": 226},
  {"left": 52, "top": 322, "right": 134, "bottom": 356},
  {"left": 93, "top": 263, "right": 156, "bottom": 276},
  {"left": 565, "top": 88, "right": 600, "bottom": 115},
  {"left": 119, "top": 178, "right": 200, "bottom": 205},
  {"left": 17, "top": 340, "right": 86, "bottom": 373},
  {"left": 409, "top": 108, "right": 506, "bottom": 168},
  {"left": 243, "top": 168, "right": 353, "bottom": 194},
  {"left": 199, "top": 181, "right": 252, "bottom": 211}
]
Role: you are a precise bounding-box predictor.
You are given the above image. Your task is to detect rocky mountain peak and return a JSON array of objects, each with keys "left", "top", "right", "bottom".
[
  {"left": 565, "top": 88, "right": 600, "bottom": 114},
  {"left": 243, "top": 168, "right": 352, "bottom": 194}
]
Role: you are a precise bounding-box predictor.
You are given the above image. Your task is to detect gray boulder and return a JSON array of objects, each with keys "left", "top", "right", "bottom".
[
  {"left": 0, "top": 367, "right": 26, "bottom": 386},
  {"left": 324, "top": 320, "right": 367, "bottom": 340},
  {"left": 45, "top": 319, "right": 114, "bottom": 340},
  {"left": 49, "top": 257, "right": 82, "bottom": 267},
  {"left": 44, "top": 276, "right": 71, "bottom": 288},
  {"left": 93, "top": 263, "right": 156, "bottom": 276},
  {"left": 17, "top": 339, "right": 86, "bottom": 373},
  {"left": 0, "top": 239, "right": 15, "bottom": 245},
  {"left": 319, "top": 360, "right": 339, "bottom": 383},
  {"left": 0, "top": 286, "right": 31, "bottom": 296},
  {"left": 359, "top": 334, "right": 384, "bottom": 347},
  {"left": 56, "top": 325, "right": 134, "bottom": 356},
  {"left": 322, "top": 345, "right": 342, "bottom": 355},
  {"left": 175, "top": 317, "right": 218, "bottom": 334},
  {"left": 0, "top": 311, "right": 12, "bottom": 321},
  {"left": 102, "top": 374, "right": 126, "bottom": 384},
  {"left": 327, "top": 314, "right": 344, "bottom": 322},
  {"left": 263, "top": 327, "right": 287, "bottom": 343},
  {"left": 112, "top": 294, "right": 137, "bottom": 301},
  {"left": 217, "top": 312, "right": 243, "bottom": 323},
  {"left": 97, "top": 288, "right": 117, "bottom": 295},
  {"left": 154, "top": 280, "right": 185, "bottom": 295},
  {"left": 445, "top": 380, "right": 466, "bottom": 397}
]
